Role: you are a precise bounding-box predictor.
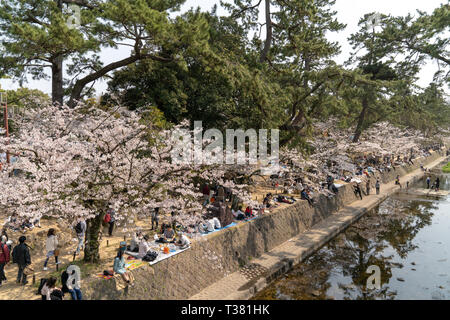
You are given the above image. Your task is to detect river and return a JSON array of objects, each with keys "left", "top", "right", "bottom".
[{"left": 253, "top": 173, "right": 450, "bottom": 300}]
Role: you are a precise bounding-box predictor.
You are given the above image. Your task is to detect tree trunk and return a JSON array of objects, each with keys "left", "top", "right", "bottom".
[
  {"left": 51, "top": 55, "right": 64, "bottom": 106},
  {"left": 259, "top": 0, "right": 272, "bottom": 63},
  {"left": 52, "top": 0, "right": 64, "bottom": 106},
  {"left": 84, "top": 212, "right": 104, "bottom": 263},
  {"left": 353, "top": 93, "right": 369, "bottom": 143}
]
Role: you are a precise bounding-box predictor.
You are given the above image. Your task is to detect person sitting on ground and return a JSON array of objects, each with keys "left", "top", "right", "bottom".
[
  {"left": 301, "top": 189, "right": 314, "bottom": 206},
  {"left": 175, "top": 232, "right": 191, "bottom": 250},
  {"left": 156, "top": 226, "right": 175, "bottom": 243},
  {"left": 232, "top": 206, "right": 246, "bottom": 220},
  {"left": 203, "top": 219, "right": 215, "bottom": 232},
  {"left": 137, "top": 235, "right": 151, "bottom": 258},
  {"left": 211, "top": 217, "right": 221, "bottom": 229},
  {"left": 40, "top": 277, "right": 61, "bottom": 300},
  {"left": 129, "top": 231, "right": 142, "bottom": 252},
  {"left": 245, "top": 206, "right": 254, "bottom": 219},
  {"left": 159, "top": 222, "right": 170, "bottom": 235},
  {"left": 113, "top": 249, "right": 133, "bottom": 285},
  {"left": 63, "top": 266, "right": 83, "bottom": 300}
]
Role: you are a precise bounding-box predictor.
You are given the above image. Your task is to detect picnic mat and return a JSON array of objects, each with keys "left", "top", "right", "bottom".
[
  {"left": 125, "top": 259, "right": 146, "bottom": 271},
  {"left": 95, "top": 273, "right": 114, "bottom": 280},
  {"left": 95, "top": 259, "right": 146, "bottom": 280},
  {"left": 148, "top": 246, "right": 191, "bottom": 266},
  {"left": 199, "top": 222, "right": 237, "bottom": 237}
]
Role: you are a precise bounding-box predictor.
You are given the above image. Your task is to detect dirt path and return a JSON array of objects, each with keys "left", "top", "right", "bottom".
[{"left": 0, "top": 216, "right": 158, "bottom": 300}]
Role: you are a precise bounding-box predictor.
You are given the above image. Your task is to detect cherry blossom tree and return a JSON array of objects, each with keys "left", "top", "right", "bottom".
[{"left": 0, "top": 103, "right": 253, "bottom": 262}]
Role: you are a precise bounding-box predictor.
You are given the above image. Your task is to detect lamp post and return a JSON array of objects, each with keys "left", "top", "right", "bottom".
[{"left": 0, "top": 91, "right": 10, "bottom": 164}]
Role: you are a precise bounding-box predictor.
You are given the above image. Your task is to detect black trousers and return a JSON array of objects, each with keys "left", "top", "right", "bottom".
[
  {"left": 0, "top": 263, "right": 6, "bottom": 284},
  {"left": 108, "top": 221, "right": 115, "bottom": 236}
]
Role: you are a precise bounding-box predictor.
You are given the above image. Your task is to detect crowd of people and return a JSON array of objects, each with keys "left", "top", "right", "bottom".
[{"left": 0, "top": 137, "right": 446, "bottom": 299}]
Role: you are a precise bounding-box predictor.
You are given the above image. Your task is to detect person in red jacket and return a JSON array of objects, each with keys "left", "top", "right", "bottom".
[
  {"left": 245, "top": 206, "right": 254, "bottom": 219},
  {"left": 0, "top": 241, "right": 10, "bottom": 287}
]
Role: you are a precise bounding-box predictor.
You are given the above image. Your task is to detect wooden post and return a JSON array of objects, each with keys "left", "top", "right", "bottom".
[
  {"left": 32, "top": 274, "right": 36, "bottom": 285},
  {"left": 106, "top": 240, "right": 109, "bottom": 247}
]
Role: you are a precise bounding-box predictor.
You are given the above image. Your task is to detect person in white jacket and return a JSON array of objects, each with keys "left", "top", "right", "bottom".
[{"left": 43, "top": 229, "right": 60, "bottom": 271}]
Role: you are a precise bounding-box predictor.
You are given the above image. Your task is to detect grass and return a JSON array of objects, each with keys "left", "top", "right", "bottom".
[{"left": 443, "top": 162, "right": 450, "bottom": 173}]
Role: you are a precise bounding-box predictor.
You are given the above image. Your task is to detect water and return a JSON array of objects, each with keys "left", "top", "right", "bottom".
[{"left": 253, "top": 174, "right": 450, "bottom": 300}]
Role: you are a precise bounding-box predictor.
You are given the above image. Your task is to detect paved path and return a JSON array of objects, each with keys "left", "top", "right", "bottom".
[{"left": 189, "top": 155, "right": 448, "bottom": 300}]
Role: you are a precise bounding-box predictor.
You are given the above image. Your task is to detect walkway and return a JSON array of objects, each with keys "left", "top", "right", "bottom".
[{"left": 189, "top": 155, "right": 448, "bottom": 300}]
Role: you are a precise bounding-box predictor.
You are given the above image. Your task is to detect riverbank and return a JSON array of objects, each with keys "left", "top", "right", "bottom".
[
  {"left": 189, "top": 152, "right": 449, "bottom": 300},
  {"left": 80, "top": 150, "right": 447, "bottom": 300}
]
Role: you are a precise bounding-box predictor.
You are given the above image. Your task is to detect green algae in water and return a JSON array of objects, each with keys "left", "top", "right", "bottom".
[{"left": 443, "top": 162, "right": 450, "bottom": 173}]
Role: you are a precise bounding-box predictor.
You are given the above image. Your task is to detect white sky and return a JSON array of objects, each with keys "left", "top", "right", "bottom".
[{"left": 0, "top": 0, "right": 446, "bottom": 96}]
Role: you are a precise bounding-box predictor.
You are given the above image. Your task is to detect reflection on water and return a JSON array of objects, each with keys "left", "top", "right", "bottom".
[{"left": 253, "top": 175, "right": 450, "bottom": 300}]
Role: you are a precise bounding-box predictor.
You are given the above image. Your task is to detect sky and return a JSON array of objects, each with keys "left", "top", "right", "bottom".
[{"left": 0, "top": 0, "right": 447, "bottom": 97}]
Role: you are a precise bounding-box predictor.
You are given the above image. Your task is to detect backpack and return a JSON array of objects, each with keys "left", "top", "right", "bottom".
[
  {"left": 74, "top": 222, "right": 83, "bottom": 234},
  {"left": 50, "top": 289, "right": 64, "bottom": 300},
  {"left": 11, "top": 244, "right": 18, "bottom": 264},
  {"left": 142, "top": 251, "right": 158, "bottom": 262},
  {"left": 37, "top": 278, "right": 48, "bottom": 295},
  {"left": 103, "top": 270, "right": 114, "bottom": 277},
  {"left": 103, "top": 213, "right": 111, "bottom": 224}
]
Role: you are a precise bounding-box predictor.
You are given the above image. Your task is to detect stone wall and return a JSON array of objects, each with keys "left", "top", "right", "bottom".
[{"left": 83, "top": 150, "right": 445, "bottom": 300}]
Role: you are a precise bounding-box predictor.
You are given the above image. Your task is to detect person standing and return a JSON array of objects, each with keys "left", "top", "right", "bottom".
[
  {"left": 202, "top": 184, "right": 210, "bottom": 206},
  {"left": 151, "top": 207, "right": 160, "bottom": 231},
  {"left": 354, "top": 184, "right": 363, "bottom": 200},
  {"left": 0, "top": 240, "right": 10, "bottom": 287},
  {"left": 43, "top": 228, "right": 60, "bottom": 271},
  {"left": 366, "top": 179, "right": 371, "bottom": 195},
  {"left": 12, "top": 236, "right": 31, "bottom": 285},
  {"left": 426, "top": 176, "right": 431, "bottom": 189},
  {"left": 375, "top": 179, "right": 380, "bottom": 195},
  {"left": 217, "top": 186, "right": 225, "bottom": 202},
  {"left": 395, "top": 175, "right": 402, "bottom": 189},
  {"left": 107, "top": 207, "right": 116, "bottom": 237},
  {"left": 435, "top": 177, "right": 440, "bottom": 191},
  {"left": 0, "top": 229, "right": 11, "bottom": 251},
  {"left": 74, "top": 220, "right": 86, "bottom": 255}
]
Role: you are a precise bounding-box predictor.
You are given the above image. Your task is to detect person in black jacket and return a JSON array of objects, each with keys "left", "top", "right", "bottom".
[{"left": 12, "top": 236, "right": 31, "bottom": 285}]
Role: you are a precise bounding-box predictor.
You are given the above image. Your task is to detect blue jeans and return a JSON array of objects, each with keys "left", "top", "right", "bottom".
[
  {"left": 76, "top": 234, "right": 84, "bottom": 254},
  {"left": 69, "top": 288, "right": 83, "bottom": 300},
  {"left": 44, "top": 251, "right": 58, "bottom": 267}
]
